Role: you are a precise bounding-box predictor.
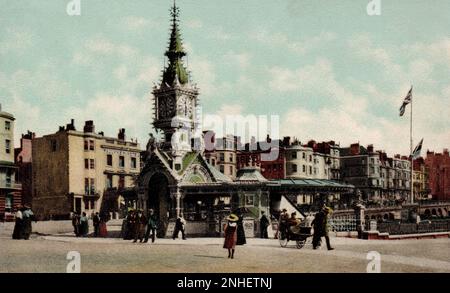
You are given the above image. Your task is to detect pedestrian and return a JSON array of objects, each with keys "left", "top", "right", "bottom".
[
  {"left": 144, "top": 209, "right": 158, "bottom": 243},
  {"left": 276, "top": 208, "right": 289, "bottom": 239},
  {"left": 127, "top": 210, "right": 137, "bottom": 240},
  {"left": 22, "top": 205, "right": 35, "bottom": 240},
  {"left": 312, "top": 206, "right": 334, "bottom": 250},
  {"left": 133, "top": 210, "right": 147, "bottom": 243},
  {"left": 80, "top": 212, "right": 89, "bottom": 237},
  {"left": 236, "top": 211, "right": 246, "bottom": 245},
  {"left": 12, "top": 205, "right": 24, "bottom": 240},
  {"left": 259, "top": 211, "right": 270, "bottom": 239},
  {"left": 99, "top": 213, "right": 108, "bottom": 237},
  {"left": 71, "top": 212, "right": 81, "bottom": 237},
  {"left": 172, "top": 214, "right": 186, "bottom": 240},
  {"left": 223, "top": 214, "right": 238, "bottom": 259},
  {"left": 93, "top": 212, "right": 100, "bottom": 237}
]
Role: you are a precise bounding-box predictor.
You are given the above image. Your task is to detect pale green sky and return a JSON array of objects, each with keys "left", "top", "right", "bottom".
[{"left": 0, "top": 0, "right": 449, "bottom": 155}]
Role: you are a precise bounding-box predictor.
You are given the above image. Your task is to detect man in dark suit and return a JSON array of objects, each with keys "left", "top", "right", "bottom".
[{"left": 312, "top": 207, "right": 334, "bottom": 250}]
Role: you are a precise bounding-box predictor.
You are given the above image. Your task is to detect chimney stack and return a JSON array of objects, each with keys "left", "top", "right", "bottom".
[
  {"left": 118, "top": 128, "right": 126, "bottom": 141},
  {"left": 66, "top": 119, "right": 76, "bottom": 131},
  {"left": 350, "top": 143, "right": 360, "bottom": 155},
  {"left": 83, "top": 120, "right": 95, "bottom": 133}
]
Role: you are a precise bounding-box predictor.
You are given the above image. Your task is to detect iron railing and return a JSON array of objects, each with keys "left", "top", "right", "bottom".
[{"left": 376, "top": 220, "right": 450, "bottom": 235}]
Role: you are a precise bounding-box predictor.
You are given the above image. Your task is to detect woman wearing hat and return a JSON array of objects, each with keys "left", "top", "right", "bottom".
[
  {"left": 12, "top": 205, "right": 24, "bottom": 240},
  {"left": 223, "top": 214, "right": 239, "bottom": 259}
]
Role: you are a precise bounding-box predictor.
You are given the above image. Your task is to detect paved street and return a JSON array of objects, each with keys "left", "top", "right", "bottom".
[{"left": 1, "top": 222, "right": 449, "bottom": 273}]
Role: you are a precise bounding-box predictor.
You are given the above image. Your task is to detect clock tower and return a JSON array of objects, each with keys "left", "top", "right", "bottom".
[{"left": 152, "top": 2, "right": 200, "bottom": 166}]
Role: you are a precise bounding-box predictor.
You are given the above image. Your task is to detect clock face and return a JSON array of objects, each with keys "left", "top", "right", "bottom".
[
  {"left": 158, "top": 96, "right": 175, "bottom": 118},
  {"left": 177, "top": 94, "right": 193, "bottom": 118}
]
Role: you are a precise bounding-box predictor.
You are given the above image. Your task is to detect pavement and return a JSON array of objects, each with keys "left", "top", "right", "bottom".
[{"left": 1, "top": 221, "right": 449, "bottom": 273}]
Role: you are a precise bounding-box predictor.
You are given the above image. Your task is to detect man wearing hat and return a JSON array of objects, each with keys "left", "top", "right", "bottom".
[
  {"left": 133, "top": 209, "right": 147, "bottom": 243},
  {"left": 144, "top": 209, "right": 158, "bottom": 243},
  {"left": 312, "top": 206, "right": 334, "bottom": 250},
  {"left": 277, "top": 208, "right": 289, "bottom": 239},
  {"left": 223, "top": 214, "right": 238, "bottom": 259}
]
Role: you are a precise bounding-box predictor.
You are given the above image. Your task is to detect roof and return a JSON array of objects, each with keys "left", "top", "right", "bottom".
[
  {"left": 236, "top": 168, "right": 267, "bottom": 182},
  {"left": 267, "top": 179, "right": 354, "bottom": 189},
  {"left": 0, "top": 111, "right": 15, "bottom": 120},
  {"left": 204, "top": 162, "right": 233, "bottom": 183}
]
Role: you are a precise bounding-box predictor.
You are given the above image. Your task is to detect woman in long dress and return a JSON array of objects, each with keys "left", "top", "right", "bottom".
[
  {"left": 223, "top": 214, "right": 238, "bottom": 259},
  {"left": 99, "top": 213, "right": 108, "bottom": 237},
  {"left": 236, "top": 213, "right": 246, "bottom": 245},
  {"left": 79, "top": 212, "right": 89, "bottom": 237},
  {"left": 12, "top": 206, "right": 23, "bottom": 240}
]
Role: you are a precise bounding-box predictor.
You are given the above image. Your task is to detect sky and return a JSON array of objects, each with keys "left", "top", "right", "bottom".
[{"left": 0, "top": 0, "right": 449, "bottom": 156}]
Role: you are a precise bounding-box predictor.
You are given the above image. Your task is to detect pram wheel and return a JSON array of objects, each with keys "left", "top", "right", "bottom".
[{"left": 278, "top": 231, "right": 288, "bottom": 247}]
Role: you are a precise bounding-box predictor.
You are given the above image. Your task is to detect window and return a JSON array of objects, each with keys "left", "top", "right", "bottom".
[
  {"left": 84, "top": 140, "right": 89, "bottom": 151},
  {"left": 84, "top": 178, "right": 89, "bottom": 195},
  {"left": 89, "top": 140, "right": 95, "bottom": 151},
  {"left": 51, "top": 140, "right": 57, "bottom": 152},
  {"left": 292, "top": 152, "right": 297, "bottom": 159},
  {"left": 302, "top": 152, "right": 306, "bottom": 159},
  {"left": 244, "top": 194, "right": 255, "bottom": 207},
  {"left": 229, "top": 155, "right": 233, "bottom": 163},
  {"left": 5, "top": 139, "right": 11, "bottom": 154},
  {"left": 309, "top": 155, "right": 312, "bottom": 162},
  {"left": 219, "top": 165, "right": 224, "bottom": 173},
  {"left": 131, "top": 157, "right": 137, "bottom": 169},
  {"left": 303, "top": 165, "right": 306, "bottom": 173},
  {"left": 84, "top": 159, "right": 89, "bottom": 169},
  {"left": 229, "top": 166, "right": 233, "bottom": 175},
  {"left": 90, "top": 159, "right": 95, "bottom": 169},
  {"left": 119, "top": 175, "right": 125, "bottom": 189},
  {"left": 119, "top": 156, "right": 125, "bottom": 168},
  {"left": 90, "top": 178, "right": 95, "bottom": 194},
  {"left": 106, "top": 174, "right": 113, "bottom": 189},
  {"left": 292, "top": 164, "right": 297, "bottom": 173},
  {"left": 5, "top": 194, "right": 13, "bottom": 212},
  {"left": 309, "top": 166, "right": 312, "bottom": 174},
  {"left": 5, "top": 121, "right": 11, "bottom": 131},
  {"left": 212, "top": 159, "right": 216, "bottom": 166},
  {"left": 107, "top": 154, "right": 113, "bottom": 166},
  {"left": 219, "top": 153, "right": 224, "bottom": 162}
]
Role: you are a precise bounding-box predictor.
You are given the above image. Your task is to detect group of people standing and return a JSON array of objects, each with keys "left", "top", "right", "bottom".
[
  {"left": 71, "top": 212, "right": 108, "bottom": 237},
  {"left": 122, "top": 209, "right": 158, "bottom": 243},
  {"left": 12, "top": 205, "right": 35, "bottom": 240}
]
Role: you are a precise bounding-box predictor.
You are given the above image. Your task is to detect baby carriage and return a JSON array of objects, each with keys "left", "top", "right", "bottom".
[{"left": 278, "top": 224, "right": 312, "bottom": 249}]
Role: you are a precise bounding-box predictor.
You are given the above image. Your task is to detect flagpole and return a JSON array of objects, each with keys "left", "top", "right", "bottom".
[{"left": 410, "top": 86, "right": 414, "bottom": 204}]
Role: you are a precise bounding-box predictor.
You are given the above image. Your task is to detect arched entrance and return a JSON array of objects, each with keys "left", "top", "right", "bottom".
[{"left": 148, "top": 173, "right": 172, "bottom": 237}]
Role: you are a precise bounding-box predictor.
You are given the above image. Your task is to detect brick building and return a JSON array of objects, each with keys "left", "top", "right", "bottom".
[
  {"left": 237, "top": 135, "right": 286, "bottom": 180},
  {"left": 15, "top": 131, "right": 34, "bottom": 206},
  {"left": 425, "top": 149, "right": 450, "bottom": 201}
]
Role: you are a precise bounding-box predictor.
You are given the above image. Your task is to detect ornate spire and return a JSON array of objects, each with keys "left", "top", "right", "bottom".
[{"left": 162, "top": 0, "right": 189, "bottom": 86}]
